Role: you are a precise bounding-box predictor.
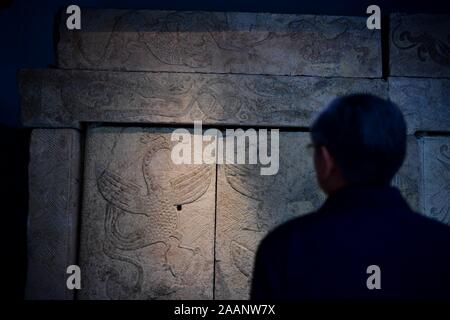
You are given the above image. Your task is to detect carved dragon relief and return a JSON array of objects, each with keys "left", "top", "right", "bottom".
[
  {"left": 67, "top": 10, "right": 369, "bottom": 72},
  {"left": 69, "top": 11, "right": 274, "bottom": 69},
  {"left": 95, "top": 134, "right": 213, "bottom": 299}
]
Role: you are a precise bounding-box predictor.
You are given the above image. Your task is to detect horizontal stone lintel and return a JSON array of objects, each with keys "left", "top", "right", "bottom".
[
  {"left": 57, "top": 9, "right": 381, "bottom": 78},
  {"left": 19, "top": 69, "right": 388, "bottom": 129}
]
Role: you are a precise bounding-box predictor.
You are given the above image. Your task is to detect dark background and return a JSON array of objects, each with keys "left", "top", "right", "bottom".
[{"left": 1, "top": 0, "right": 449, "bottom": 299}]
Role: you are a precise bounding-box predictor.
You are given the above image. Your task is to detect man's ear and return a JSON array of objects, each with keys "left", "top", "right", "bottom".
[{"left": 318, "top": 145, "right": 335, "bottom": 179}]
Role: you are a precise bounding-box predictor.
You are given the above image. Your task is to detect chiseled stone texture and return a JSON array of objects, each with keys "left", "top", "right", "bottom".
[
  {"left": 79, "top": 126, "right": 215, "bottom": 299},
  {"left": 390, "top": 14, "right": 450, "bottom": 78},
  {"left": 26, "top": 129, "right": 80, "bottom": 300},
  {"left": 58, "top": 10, "right": 381, "bottom": 77},
  {"left": 215, "top": 132, "right": 421, "bottom": 299},
  {"left": 420, "top": 136, "right": 450, "bottom": 225},
  {"left": 19, "top": 69, "right": 387, "bottom": 128},
  {"left": 215, "top": 132, "right": 326, "bottom": 299},
  {"left": 392, "top": 136, "right": 420, "bottom": 212},
  {"left": 389, "top": 77, "right": 450, "bottom": 134}
]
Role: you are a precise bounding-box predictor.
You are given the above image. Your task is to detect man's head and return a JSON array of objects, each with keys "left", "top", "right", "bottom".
[{"left": 310, "top": 94, "right": 407, "bottom": 195}]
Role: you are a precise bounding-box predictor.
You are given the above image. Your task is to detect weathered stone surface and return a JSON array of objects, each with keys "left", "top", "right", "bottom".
[
  {"left": 392, "top": 135, "right": 420, "bottom": 212},
  {"left": 215, "top": 132, "right": 423, "bottom": 299},
  {"left": 26, "top": 129, "right": 80, "bottom": 300},
  {"left": 58, "top": 10, "right": 381, "bottom": 77},
  {"left": 79, "top": 126, "right": 216, "bottom": 299},
  {"left": 389, "top": 77, "right": 450, "bottom": 134},
  {"left": 214, "top": 132, "right": 326, "bottom": 299},
  {"left": 19, "top": 69, "right": 387, "bottom": 128},
  {"left": 390, "top": 14, "right": 450, "bottom": 78},
  {"left": 420, "top": 136, "right": 450, "bottom": 225}
]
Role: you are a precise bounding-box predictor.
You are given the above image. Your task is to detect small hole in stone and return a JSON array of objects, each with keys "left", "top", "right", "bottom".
[{"left": 176, "top": 205, "right": 182, "bottom": 211}]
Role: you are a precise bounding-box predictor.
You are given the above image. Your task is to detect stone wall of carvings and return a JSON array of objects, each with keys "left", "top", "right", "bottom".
[{"left": 20, "top": 10, "right": 449, "bottom": 299}]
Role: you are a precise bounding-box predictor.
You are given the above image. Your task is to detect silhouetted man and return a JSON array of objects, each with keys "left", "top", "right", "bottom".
[{"left": 251, "top": 94, "right": 450, "bottom": 299}]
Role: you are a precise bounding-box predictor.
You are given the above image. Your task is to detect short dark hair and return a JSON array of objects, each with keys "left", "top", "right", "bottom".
[{"left": 310, "top": 94, "right": 407, "bottom": 185}]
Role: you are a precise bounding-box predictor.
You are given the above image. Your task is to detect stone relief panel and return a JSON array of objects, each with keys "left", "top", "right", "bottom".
[
  {"left": 390, "top": 14, "right": 450, "bottom": 78},
  {"left": 26, "top": 129, "right": 80, "bottom": 299},
  {"left": 389, "top": 77, "right": 450, "bottom": 134},
  {"left": 392, "top": 136, "right": 420, "bottom": 212},
  {"left": 215, "top": 132, "right": 421, "bottom": 299},
  {"left": 420, "top": 136, "right": 450, "bottom": 225},
  {"left": 214, "top": 132, "right": 326, "bottom": 299},
  {"left": 19, "top": 69, "right": 387, "bottom": 128},
  {"left": 58, "top": 10, "right": 381, "bottom": 77},
  {"left": 79, "top": 127, "right": 216, "bottom": 299}
]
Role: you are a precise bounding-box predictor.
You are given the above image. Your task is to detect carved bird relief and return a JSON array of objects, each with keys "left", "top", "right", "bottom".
[
  {"left": 96, "top": 135, "right": 213, "bottom": 296},
  {"left": 98, "top": 136, "right": 212, "bottom": 248}
]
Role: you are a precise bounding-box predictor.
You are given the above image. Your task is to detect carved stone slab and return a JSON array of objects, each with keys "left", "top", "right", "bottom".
[
  {"left": 215, "top": 131, "right": 422, "bottom": 299},
  {"left": 390, "top": 14, "right": 450, "bottom": 78},
  {"left": 26, "top": 129, "right": 80, "bottom": 300},
  {"left": 58, "top": 10, "right": 381, "bottom": 77},
  {"left": 388, "top": 77, "right": 450, "bottom": 134},
  {"left": 214, "top": 132, "right": 326, "bottom": 299},
  {"left": 79, "top": 126, "right": 216, "bottom": 299},
  {"left": 420, "top": 136, "right": 450, "bottom": 225},
  {"left": 392, "top": 135, "right": 420, "bottom": 212},
  {"left": 19, "top": 69, "right": 387, "bottom": 128}
]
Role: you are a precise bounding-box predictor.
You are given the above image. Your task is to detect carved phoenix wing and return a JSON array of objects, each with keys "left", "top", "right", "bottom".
[
  {"left": 169, "top": 165, "right": 213, "bottom": 206},
  {"left": 97, "top": 169, "right": 156, "bottom": 215}
]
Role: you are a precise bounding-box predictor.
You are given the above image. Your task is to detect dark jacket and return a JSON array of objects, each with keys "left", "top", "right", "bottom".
[{"left": 251, "top": 185, "right": 450, "bottom": 300}]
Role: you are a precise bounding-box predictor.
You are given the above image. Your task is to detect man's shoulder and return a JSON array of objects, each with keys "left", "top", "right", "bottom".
[
  {"left": 258, "top": 210, "right": 324, "bottom": 253},
  {"left": 406, "top": 210, "right": 450, "bottom": 242}
]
